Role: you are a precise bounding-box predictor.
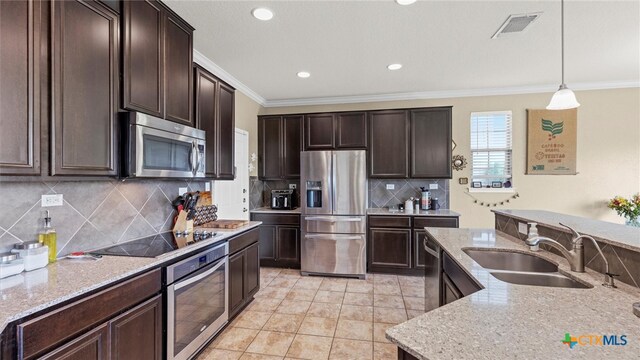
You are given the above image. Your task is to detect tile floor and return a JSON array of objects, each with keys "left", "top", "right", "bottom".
[{"left": 197, "top": 268, "right": 426, "bottom": 360}]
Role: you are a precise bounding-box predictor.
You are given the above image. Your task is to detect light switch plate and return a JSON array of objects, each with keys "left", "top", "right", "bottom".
[
  {"left": 179, "top": 187, "right": 188, "bottom": 196},
  {"left": 518, "top": 222, "right": 528, "bottom": 235},
  {"left": 41, "top": 194, "right": 63, "bottom": 207},
  {"left": 205, "top": 182, "right": 211, "bottom": 191},
  {"left": 386, "top": 184, "right": 395, "bottom": 190},
  {"left": 289, "top": 184, "right": 297, "bottom": 189},
  {"left": 429, "top": 184, "right": 438, "bottom": 190}
]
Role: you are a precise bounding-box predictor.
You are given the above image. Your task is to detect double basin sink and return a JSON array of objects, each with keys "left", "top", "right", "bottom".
[{"left": 463, "top": 248, "right": 592, "bottom": 289}]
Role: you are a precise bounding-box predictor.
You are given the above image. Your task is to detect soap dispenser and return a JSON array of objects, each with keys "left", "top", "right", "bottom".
[
  {"left": 38, "top": 211, "right": 57, "bottom": 263},
  {"left": 527, "top": 222, "right": 539, "bottom": 252}
]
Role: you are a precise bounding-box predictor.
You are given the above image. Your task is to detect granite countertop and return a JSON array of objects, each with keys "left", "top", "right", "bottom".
[
  {"left": 250, "top": 207, "right": 301, "bottom": 214},
  {"left": 493, "top": 209, "right": 640, "bottom": 252},
  {"left": 0, "top": 222, "right": 262, "bottom": 335},
  {"left": 386, "top": 227, "right": 640, "bottom": 360},
  {"left": 367, "top": 208, "right": 461, "bottom": 217}
]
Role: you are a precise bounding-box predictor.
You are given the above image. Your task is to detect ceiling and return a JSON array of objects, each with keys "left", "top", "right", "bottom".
[{"left": 165, "top": 0, "right": 640, "bottom": 106}]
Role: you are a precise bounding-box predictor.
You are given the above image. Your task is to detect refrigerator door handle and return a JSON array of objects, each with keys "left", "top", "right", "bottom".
[
  {"left": 305, "top": 216, "right": 362, "bottom": 222},
  {"left": 304, "top": 234, "right": 363, "bottom": 241},
  {"left": 331, "top": 152, "right": 337, "bottom": 214}
]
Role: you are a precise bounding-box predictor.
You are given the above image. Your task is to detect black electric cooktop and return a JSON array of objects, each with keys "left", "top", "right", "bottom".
[{"left": 92, "top": 232, "right": 177, "bottom": 258}]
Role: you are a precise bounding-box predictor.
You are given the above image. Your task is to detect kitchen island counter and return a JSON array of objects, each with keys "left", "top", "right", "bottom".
[{"left": 386, "top": 227, "right": 640, "bottom": 360}]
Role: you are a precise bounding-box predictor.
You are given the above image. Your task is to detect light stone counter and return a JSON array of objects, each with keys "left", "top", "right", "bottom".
[
  {"left": 367, "top": 208, "right": 461, "bottom": 217},
  {"left": 386, "top": 227, "right": 640, "bottom": 360},
  {"left": 0, "top": 222, "right": 262, "bottom": 335},
  {"left": 250, "top": 207, "right": 301, "bottom": 214},
  {"left": 493, "top": 209, "right": 640, "bottom": 252}
]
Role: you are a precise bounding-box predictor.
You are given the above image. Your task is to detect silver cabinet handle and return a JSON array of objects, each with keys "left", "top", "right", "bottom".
[
  {"left": 174, "top": 258, "right": 226, "bottom": 291},
  {"left": 305, "top": 234, "right": 362, "bottom": 240},
  {"left": 305, "top": 216, "right": 362, "bottom": 222}
]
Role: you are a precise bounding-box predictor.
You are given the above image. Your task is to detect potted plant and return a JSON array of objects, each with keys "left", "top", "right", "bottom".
[{"left": 607, "top": 194, "right": 640, "bottom": 227}]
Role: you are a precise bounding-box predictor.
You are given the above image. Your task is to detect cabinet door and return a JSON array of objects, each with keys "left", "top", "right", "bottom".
[
  {"left": 194, "top": 66, "right": 218, "bottom": 178},
  {"left": 122, "top": 0, "right": 163, "bottom": 117},
  {"left": 413, "top": 230, "right": 427, "bottom": 269},
  {"left": 410, "top": 108, "right": 452, "bottom": 178},
  {"left": 442, "top": 273, "right": 462, "bottom": 305},
  {"left": 258, "top": 225, "right": 277, "bottom": 261},
  {"left": 258, "top": 117, "right": 283, "bottom": 180},
  {"left": 229, "top": 250, "right": 246, "bottom": 316},
  {"left": 368, "top": 228, "right": 411, "bottom": 268},
  {"left": 51, "top": 0, "right": 118, "bottom": 176},
  {"left": 0, "top": 0, "right": 41, "bottom": 175},
  {"left": 110, "top": 295, "right": 162, "bottom": 360},
  {"left": 304, "top": 113, "right": 335, "bottom": 150},
  {"left": 164, "top": 12, "right": 193, "bottom": 125},
  {"left": 368, "top": 110, "right": 409, "bottom": 178},
  {"left": 336, "top": 112, "right": 367, "bottom": 149},
  {"left": 277, "top": 226, "right": 300, "bottom": 264},
  {"left": 282, "top": 115, "right": 302, "bottom": 179},
  {"left": 217, "top": 82, "right": 235, "bottom": 179},
  {"left": 244, "top": 242, "right": 260, "bottom": 298},
  {"left": 39, "top": 324, "right": 108, "bottom": 360}
]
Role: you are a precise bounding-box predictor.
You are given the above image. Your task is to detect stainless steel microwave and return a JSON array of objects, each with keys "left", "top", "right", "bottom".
[{"left": 121, "top": 112, "right": 205, "bottom": 178}]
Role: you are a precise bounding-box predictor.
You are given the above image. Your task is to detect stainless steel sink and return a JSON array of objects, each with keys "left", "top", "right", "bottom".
[
  {"left": 463, "top": 249, "right": 558, "bottom": 273},
  {"left": 490, "top": 271, "right": 592, "bottom": 289}
]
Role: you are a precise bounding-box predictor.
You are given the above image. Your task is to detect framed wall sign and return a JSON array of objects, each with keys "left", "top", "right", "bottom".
[{"left": 526, "top": 108, "right": 577, "bottom": 175}]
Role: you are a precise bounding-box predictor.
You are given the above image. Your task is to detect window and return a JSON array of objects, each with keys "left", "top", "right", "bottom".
[{"left": 470, "top": 111, "right": 512, "bottom": 188}]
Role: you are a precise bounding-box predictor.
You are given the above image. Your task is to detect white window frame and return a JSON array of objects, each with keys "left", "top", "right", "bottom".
[{"left": 469, "top": 111, "right": 514, "bottom": 193}]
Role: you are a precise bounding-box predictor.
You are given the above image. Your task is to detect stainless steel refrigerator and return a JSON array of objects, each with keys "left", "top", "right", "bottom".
[{"left": 300, "top": 150, "right": 367, "bottom": 278}]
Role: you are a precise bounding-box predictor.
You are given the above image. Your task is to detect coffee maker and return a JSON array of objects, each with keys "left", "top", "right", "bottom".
[{"left": 271, "top": 189, "right": 297, "bottom": 210}]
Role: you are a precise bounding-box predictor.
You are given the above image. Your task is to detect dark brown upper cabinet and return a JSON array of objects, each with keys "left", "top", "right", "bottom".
[
  {"left": 336, "top": 112, "right": 367, "bottom": 149},
  {"left": 304, "top": 113, "right": 335, "bottom": 150},
  {"left": 258, "top": 115, "right": 302, "bottom": 180},
  {"left": 410, "top": 107, "right": 452, "bottom": 178},
  {"left": 194, "top": 65, "right": 235, "bottom": 179},
  {"left": 368, "top": 110, "right": 409, "bottom": 178},
  {"left": 0, "top": 0, "right": 42, "bottom": 175},
  {"left": 51, "top": 0, "right": 119, "bottom": 176},
  {"left": 303, "top": 112, "right": 367, "bottom": 151},
  {"left": 122, "top": 0, "right": 194, "bottom": 125}
]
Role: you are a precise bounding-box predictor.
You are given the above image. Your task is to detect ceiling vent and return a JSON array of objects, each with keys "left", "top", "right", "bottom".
[{"left": 491, "top": 12, "right": 542, "bottom": 39}]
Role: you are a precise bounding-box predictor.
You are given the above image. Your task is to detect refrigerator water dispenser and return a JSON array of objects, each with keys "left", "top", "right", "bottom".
[{"left": 306, "top": 181, "right": 322, "bottom": 208}]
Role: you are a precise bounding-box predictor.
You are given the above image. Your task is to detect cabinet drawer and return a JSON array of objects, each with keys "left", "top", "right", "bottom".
[
  {"left": 442, "top": 251, "right": 481, "bottom": 297},
  {"left": 18, "top": 269, "right": 161, "bottom": 359},
  {"left": 414, "top": 217, "right": 458, "bottom": 229},
  {"left": 251, "top": 213, "right": 300, "bottom": 226},
  {"left": 229, "top": 227, "right": 259, "bottom": 254},
  {"left": 368, "top": 216, "right": 411, "bottom": 228}
]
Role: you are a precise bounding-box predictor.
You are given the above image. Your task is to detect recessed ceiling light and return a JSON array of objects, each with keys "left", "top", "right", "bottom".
[
  {"left": 297, "top": 71, "right": 311, "bottom": 78},
  {"left": 395, "top": 0, "right": 417, "bottom": 5},
  {"left": 387, "top": 64, "right": 403, "bottom": 70},
  {"left": 252, "top": 8, "right": 273, "bottom": 21}
]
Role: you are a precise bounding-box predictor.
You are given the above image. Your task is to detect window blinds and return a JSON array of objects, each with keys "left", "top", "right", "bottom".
[{"left": 470, "top": 111, "right": 512, "bottom": 181}]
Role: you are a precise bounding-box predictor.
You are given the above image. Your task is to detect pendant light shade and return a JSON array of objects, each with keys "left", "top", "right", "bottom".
[
  {"left": 547, "top": 0, "right": 580, "bottom": 110},
  {"left": 547, "top": 84, "right": 580, "bottom": 110}
]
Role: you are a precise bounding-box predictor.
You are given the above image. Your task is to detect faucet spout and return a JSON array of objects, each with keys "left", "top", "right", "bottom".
[{"left": 526, "top": 222, "right": 584, "bottom": 272}]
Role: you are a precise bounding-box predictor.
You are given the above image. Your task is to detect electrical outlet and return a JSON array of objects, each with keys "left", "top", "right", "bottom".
[
  {"left": 179, "top": 187, "right": 188, "bottom": 196},
  {"left": 289, "top": 184, "right": 297, "bottom": 189},
  {"left": 386, "top": 184, "right": 395, "bottom": 190},
  {"left": 205, "top": 182, "right": 211, "bottom": 191},
  {"left": 41, "top": 194, "right": 63, "bottom": 207},
  {"left": 518, "top": 222, "right": 528, "bottom": 235},
  {"left": 429, "top": 184, "right": 438, "bottom": 190}
]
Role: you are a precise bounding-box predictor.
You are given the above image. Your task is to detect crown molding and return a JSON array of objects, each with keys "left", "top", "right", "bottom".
[
  {"left": 261, "top": 80, "right": 640, "bottom": 108},
  {"left": 193, "top": 49, "right": 266, "bottom": 106}
]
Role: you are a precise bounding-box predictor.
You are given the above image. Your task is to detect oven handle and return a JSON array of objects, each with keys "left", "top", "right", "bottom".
[{"left": 174, "top": 256, "right": 226, "bottom": 291}]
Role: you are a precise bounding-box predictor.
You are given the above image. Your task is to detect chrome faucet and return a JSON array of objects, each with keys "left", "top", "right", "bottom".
[{"left": 526, "top": 222, "right": 618, "bottom": 288}]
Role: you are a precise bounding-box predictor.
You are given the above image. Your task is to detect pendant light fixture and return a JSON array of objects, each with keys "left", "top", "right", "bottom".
[{"left": 547, "top": 0, "right": 580, "bottom": 110}]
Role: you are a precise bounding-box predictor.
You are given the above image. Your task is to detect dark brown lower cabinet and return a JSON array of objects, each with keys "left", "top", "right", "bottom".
[
  {"left": 398, "top": 348, "right": 420, "bottom": 360},
  {"left": 250, "top": 213, "right": 301, "bottom": 268},
  {"left": 229, "top": 242, "right": 260, "bottom": 319},
  {"left": 39, "top": 324, "right": 108, "bottom": 360},
  {"left": 367, "top": 215, "right": 459, "bottom": 275},
  {"left": 109, "top": 295, "right": 162, "bottom": 360},
  {"left": 441, "top": 273, "right": 463, "bottom": 305},
  {"left": 368, "top": 228, "right": 412, "bottom": 269}
]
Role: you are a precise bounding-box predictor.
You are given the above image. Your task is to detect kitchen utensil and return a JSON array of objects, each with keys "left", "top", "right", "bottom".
[
  {"left": 420, "top": 187, "right": 431, "bottom": 210},
  {"left": 431, "top": 198, "right": 440, "bottom": 210},
  {"left": 173, "top": 210, "right": 193, "bottom": 248}
]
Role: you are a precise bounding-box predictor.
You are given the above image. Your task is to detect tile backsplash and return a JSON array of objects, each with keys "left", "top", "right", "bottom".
[
  {"left": 249, "top": 176, "right": 449, "bottom": 210},
  {"left": 368, "top": 179, "right": 449, "bottom": 209},
  {"left": 0, "top": 180, "right": 207, "bottom": 257}
]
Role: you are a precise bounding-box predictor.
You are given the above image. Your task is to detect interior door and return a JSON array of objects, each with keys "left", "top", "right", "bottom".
[{"left": 214, "top": 129, "right": 249, "bottom": 220}]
